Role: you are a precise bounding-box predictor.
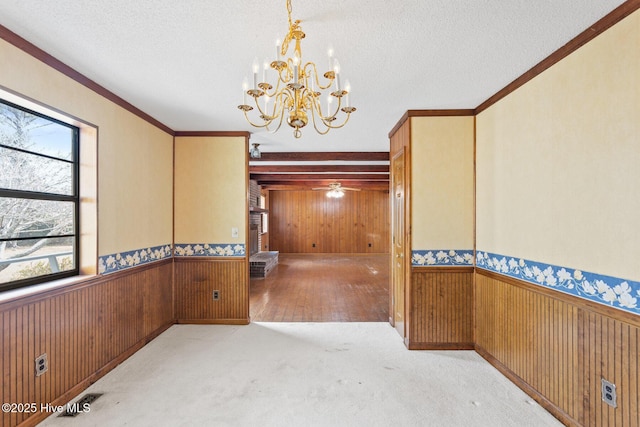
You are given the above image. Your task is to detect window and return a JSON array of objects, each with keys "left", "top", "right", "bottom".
[
  {"left": 0, "top": 98, "right": 79, "bottom": 291},
  {"left": 260, "top": 194, "right": 268, "bottom": 234}
]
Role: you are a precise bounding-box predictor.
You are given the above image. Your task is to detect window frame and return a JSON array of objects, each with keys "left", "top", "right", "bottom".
[{"left": 0, "top": 98, "right": 80, "bottom": 291}]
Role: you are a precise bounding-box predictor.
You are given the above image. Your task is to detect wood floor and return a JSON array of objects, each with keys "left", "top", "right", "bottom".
[{"left": 249, "top": 254, "right": 390, "bottom": 322}]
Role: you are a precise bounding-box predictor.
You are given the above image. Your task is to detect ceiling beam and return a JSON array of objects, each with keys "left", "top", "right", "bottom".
[
  {"left": 250, "top": 164, "right": 389, "bottom": 173},
  {"left": 249, "top": 152, "right": 389, "bottom": 162},
  {"left": 259, "top": 181, "right": 389, "bottom": 191},
  {"left": 251, "top": 173, "right": 389, "bottom": 182}
]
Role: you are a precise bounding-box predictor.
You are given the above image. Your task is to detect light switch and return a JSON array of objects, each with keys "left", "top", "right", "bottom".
[{"left": 231, "top": 227, "right": 239, "bottom": 238}]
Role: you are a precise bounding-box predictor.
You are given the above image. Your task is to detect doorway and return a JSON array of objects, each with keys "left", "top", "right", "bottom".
[{"left": 247, "top": 154, "right": 391, "bottom": 323}]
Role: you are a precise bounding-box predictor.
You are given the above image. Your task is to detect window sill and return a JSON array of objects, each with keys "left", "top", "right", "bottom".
[{"left": 0, "top": 274, "right": 97, "bottom": 305}]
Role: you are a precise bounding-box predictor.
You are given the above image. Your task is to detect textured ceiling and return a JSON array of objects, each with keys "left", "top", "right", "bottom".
[{"left": 0, "top": 0, "right": 627, "bottom": 153}]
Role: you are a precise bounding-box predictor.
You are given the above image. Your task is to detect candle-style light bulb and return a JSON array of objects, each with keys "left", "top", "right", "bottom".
[
  {"left": 264, "top": 94, "right": 270, "bottom": 113},
  {"left": 252, "top": 57, "right": 260, "bottom": 89},
  {"left": 242, "top": 77, "right": 249, "bottom": 104},
  {"left": 275, "top": 39, "right": 282, "bottom": 61},
  {"left": 327, "top": 45, "right": 334, "bottom": 71},
  {"left": 263, "top": 60, "right": 269, "bottom": 84},
  {"left": 333, "top": 59, "right": 341, "bottom": 91},
  {"left": 344, "top": 80, "right": 351, "bottom": 107},
  {"left": 292, "top": 54, "right": 300, "bottom": 84}
]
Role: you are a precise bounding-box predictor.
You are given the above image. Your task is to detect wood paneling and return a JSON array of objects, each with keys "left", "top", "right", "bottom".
[
  {"left": 408, "top": 268, "right": 474, "bottom": 349},
  {"left": 269, "top": 190, "right": 389, "bottom": 254},
  {"left": 174, "top": 258, "right": 249, "bottom": 323},
  {"left": 0, "top": 260, "right": 173, "bottom": 427},
  {"left": 579, "top": 310, "right": 640, "bottom": 427},
  {"left": 475, "top": 270, "right": 640, "bottom": 427}
]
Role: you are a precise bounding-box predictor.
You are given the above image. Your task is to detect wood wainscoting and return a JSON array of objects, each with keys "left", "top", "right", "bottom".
[
  {"left": 174, "top": 258, "right": 249, "bottom": 324},
  {"left": 407, "top": 267, "right": 474, "bottom": 350},
  {"left": 0, "top": 260, "right": 174, "bottom": 427},
  {"left": 475, "top": 270, "right": 640, "bottom": 427}
]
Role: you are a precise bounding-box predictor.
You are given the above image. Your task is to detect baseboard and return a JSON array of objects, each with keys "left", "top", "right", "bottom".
[
  {"left": 407, "top": 341, "right": 474, "bottom": 350},
  {"left": 474, "top": 344, "right": 579, "bottom": 427},
  {"left": 176, "top": 318, "right": 250, "bottom": 325}
]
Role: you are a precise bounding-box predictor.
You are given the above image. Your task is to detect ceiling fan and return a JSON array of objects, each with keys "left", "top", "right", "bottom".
[{"left": 312, "top": 182, "right": 360, "bottom": 198}]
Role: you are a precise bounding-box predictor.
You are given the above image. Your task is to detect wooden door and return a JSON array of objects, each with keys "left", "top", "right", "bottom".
[{"left": 391, "top": 149, "right": 406, "bottom": 338}]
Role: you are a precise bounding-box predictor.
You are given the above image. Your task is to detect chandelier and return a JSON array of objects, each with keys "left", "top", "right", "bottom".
[{"left": 237, "top": 0, "right": 356, "bottom": 139}]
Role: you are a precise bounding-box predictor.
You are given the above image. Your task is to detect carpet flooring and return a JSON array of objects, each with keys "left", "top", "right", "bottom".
[{"left": 40, "top": 323, "right": 562, "bottom": 426}]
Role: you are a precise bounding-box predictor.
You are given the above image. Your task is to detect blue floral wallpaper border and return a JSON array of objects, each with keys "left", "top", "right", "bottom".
[
  {"left": 99, "top": 244, "right": 173, "bottom": 275},
  {"left": 476, "top": 251, "right": 640, "bottom": 316},
  {"left": 174, "top": 243, "right": 246, "bottom": 257},
  {"left": 412, "top": 249, "right": 474, "bottom": 267}
]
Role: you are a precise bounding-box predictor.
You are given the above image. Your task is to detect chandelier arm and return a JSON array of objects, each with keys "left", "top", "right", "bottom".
[
  {"left": 315, "top": 94, "right": 343, "bottom": 122},
  {"left": 242, "top": 91, "right": 289, "bottom": 131},
  {"left": 242, "top": 109, "right": 275, "bottom": 128},
  {"left": 307, "top": 102, "right": 332, "bottom": 135},
  {"left": 309, "top": 94, "right": 327, "bottom": 121},
  {"left": 278, "top": 87, "right": 294, "bottom": 109},
  {"left": 309, "top": 111, "right": 332, "bottom": 135},
  {"left": 311, "top": 93, "right": 340, "bottom": 128},
  {"left": 274, "top": 90, "right": 290, "bottom": 117},
  {"left": 275, "top": 60, "right": 294, "bottom": 85},
  {"left": 304, "top": 62, "right": 334, "bottom": 91},
  {"left": 323, "top": 112, "right": 353, "bottom": 129},
  {"left": 309, "top": 93, "right": 353, "bottom": 130},
  {"left": 272, "top": 90, "right": 292, "bottom": 131},
  {"left": 264, "top": 73, "right": 285, "bottom": 98},
  {"left": 262, "top": 114, "right": 278, "bottom": 134},
  {"left": 252, "top": 96, "right": 267, "bottom": 118},
  {"left": 253, "top": 84, "right": 287, "bottom": 120},
  {"left": 263, "top": 93, "right": 288, "bottom": 134},
  {"left": 269, "top": 108, "right": 287, "bottom": 134}
]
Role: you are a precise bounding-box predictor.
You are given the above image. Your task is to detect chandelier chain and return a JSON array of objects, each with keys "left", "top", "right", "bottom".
[{"left": 286, "top": 0, "right": 293, "bottom": 29}]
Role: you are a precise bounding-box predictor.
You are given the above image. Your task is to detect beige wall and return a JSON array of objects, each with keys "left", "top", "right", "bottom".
[
  {"left": 476, "top": 10, "right": 640, "bottom": 281},
  {"left": 0, "top": 38, "right": 174, "bottom": 258},
  {"left": 411, "top": 116, "right": 475, "bottom": 250},
  {"left": 174, "top": 136, "right": 247, "bottom": 244}
]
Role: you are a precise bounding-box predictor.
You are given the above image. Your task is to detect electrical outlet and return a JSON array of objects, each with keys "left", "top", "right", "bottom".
[
  {"left": 35, "top": 353, "right": 48, "bottom": 376},
  {"left": 213, "top": 290, "right": 220, "bottom": 300},
  {"left": 231, "top": 227, "right": 239, "bottom": 238},
  {"left": 312, "top": 243, "right": 316, "bottom": 247},
  {"left": 601, "top": 378, "right": 617, "bottom": 408}
]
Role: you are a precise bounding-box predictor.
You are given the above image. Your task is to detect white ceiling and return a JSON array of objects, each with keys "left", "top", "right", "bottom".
[{"left": 0, "top": 0, "right": 627, "bottom": 153}]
